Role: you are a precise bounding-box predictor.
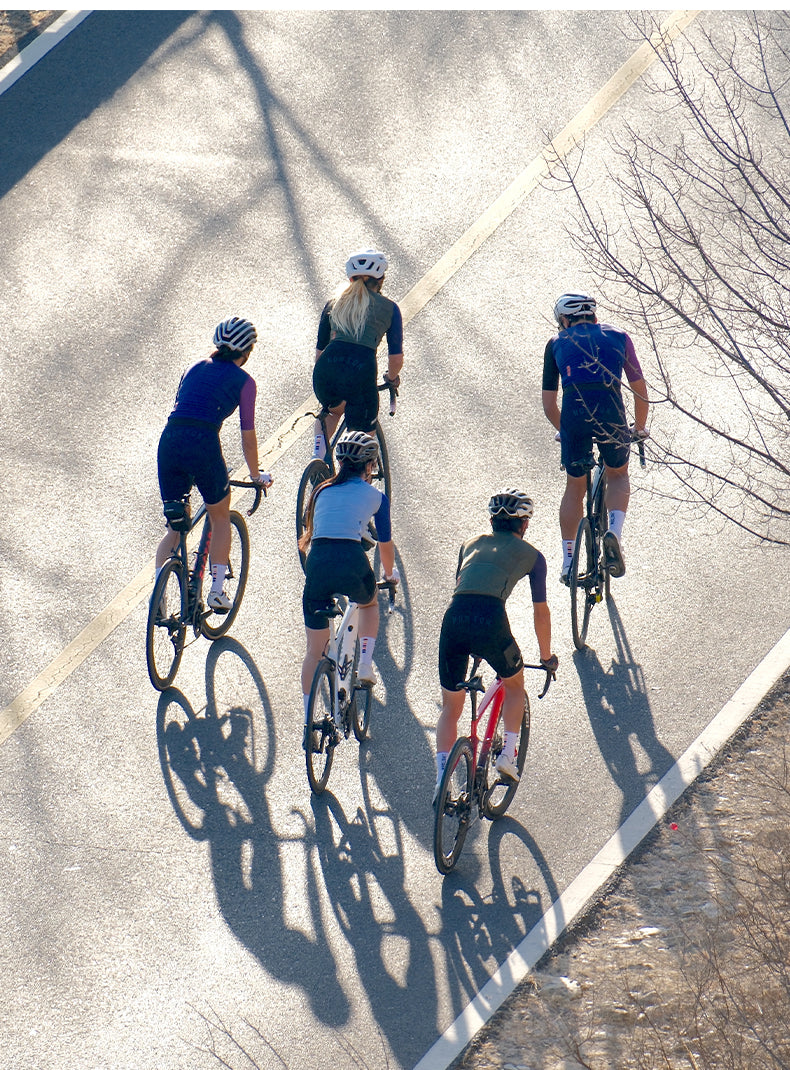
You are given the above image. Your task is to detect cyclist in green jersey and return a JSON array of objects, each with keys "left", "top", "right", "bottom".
[{"left": 435, "top": 490, "right": 558, "bottom": 800}]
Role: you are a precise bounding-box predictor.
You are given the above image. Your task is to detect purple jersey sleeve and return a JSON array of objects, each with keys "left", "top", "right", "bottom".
[
  {"left": 623, "top": 335, "right": 644, "bottom": 382},
  {"left": 386, "top": 303, "right": 403, "bottom": 355},
  {"left": 238, "top": 376, "right": 257, "bottom": 430},
  {"left": 528, "top": 551, "right": 548, "bottom": 603}
]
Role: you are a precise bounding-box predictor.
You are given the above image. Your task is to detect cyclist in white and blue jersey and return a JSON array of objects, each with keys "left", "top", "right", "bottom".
[{"left": 298, "top": 431, "right": 399, "bottom": 710}]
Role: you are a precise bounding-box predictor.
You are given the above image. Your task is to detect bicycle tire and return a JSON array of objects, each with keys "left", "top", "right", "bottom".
[
  {"left": 595, "top": 470, "right": 611, "bottom": 601},
  {"left": 371, "top": 420, "right": 392, "bottom": 503},
  {"left": 146, "top": 558, "right": 187, "bottom": 690},
  {"left": 433, "top": 736, "right": 474, "bottom": 875},
  {"left": 351, "top": 644, "right": 372, "bottom": 743},
  {"left": 200, "top": 511, "right": 250, "bottom": 639},
  {"left": 296, "top": 458, "right": 331, "bottom": 572},
  {"left": 482, "top": 690, "right": 531, "bottom": 819},
  {"left": 304, "top": 659, "right": 336, "bottom": 793},
  {"left": 570, "top": 515, "right": 595, "bottom": 650}
]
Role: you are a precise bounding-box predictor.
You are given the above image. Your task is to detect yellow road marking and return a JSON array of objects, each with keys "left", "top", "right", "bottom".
[{"left": 0, "top": 10, "right": 700, "bottom": 746}]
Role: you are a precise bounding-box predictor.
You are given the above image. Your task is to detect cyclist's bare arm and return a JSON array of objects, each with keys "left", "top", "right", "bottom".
[
  {"left": 630, "top": 376, "right": 649, "bottom": 434},
  {"left": 241, "top": 428, "right": 273, "bottom": 485},
  {"left": 542, "top": 389, "right": 561, "bottom": 432},
  {"left": 533, "top": 601, "right": 554, "bottom": 663},
  {"left": 385, "top": 352, "right": 403, "bottom": 384}
]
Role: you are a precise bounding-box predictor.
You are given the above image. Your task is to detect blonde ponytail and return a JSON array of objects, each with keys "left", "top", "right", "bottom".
[{"left": 329, "top": 277, "right": 372, "bottom": 341}]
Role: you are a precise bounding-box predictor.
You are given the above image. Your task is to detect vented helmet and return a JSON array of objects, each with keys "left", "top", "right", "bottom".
[
  {"left": 335, "top": 430, "right": 379, "bottom": 465},
  {"left": 345, "top": 248, "right": 388, "bottom": 280},
  {"left": 213, "top": 317, "right": 258, "bottom": 352},
  {"left": 488, "top": 488, "right": 534, "bottom": 519},
  {"left": 553, "top": 293, "right": 596, "bottom": 324}
]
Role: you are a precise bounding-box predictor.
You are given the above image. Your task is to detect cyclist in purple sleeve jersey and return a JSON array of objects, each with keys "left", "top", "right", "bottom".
[
  {"left": 311, "top": 248, "right": 404, "bottom": 458},
  {"left": 541, "top": 293, "right": 649, "bottom": 583},
  {"left": 298, "top": 431, "right": 399, "bottom": 708},
  {"left": 434, "top": 490, "right": 558, "bottom": 803},
  {"left": 154, "top": 317, "right": 273, "bottom": 612}
]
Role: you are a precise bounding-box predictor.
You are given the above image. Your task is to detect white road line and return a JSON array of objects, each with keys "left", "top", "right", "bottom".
[
  {"left": 0, "top": 11, "right": 92, "bottom": 97},
  {"left": 414, "top": 627, "right": 790, "bottom": 1070},
  {"left": 0, "top": 13, "right": 698, "bottom": 738}
]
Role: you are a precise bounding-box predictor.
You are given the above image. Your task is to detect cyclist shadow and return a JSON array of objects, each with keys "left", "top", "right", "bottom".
[
  {"left": 437, "top": 816, "right": 561, "bottom": 1015},
  {"left": 156, "top": 636, "right": 349, "bottom": 1027},
  {"left": 574, "top": 597, "right": 675, "bottom": 825},
  {"left": 366, "top": 548, "right": 437, "bottom": 838},
  {"left": 308, "top": 766, "right": 439, "bottom": 1070}
]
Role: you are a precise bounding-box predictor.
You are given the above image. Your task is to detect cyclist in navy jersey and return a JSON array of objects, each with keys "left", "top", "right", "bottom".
[
  {"left": 155, "top": 317, "right": 272, "bottom": 611},
  {"left": 299, "top": 430, "right": 399, "bottom": 707},
  {"left": 435, "top": 489, "right": 557, "bottom": 801},
  {"left": 542, "top": 293, "right": 649, "bottom": 582},
  {"left": 312, "top": 248, "right": 403, "bottom": 457}
]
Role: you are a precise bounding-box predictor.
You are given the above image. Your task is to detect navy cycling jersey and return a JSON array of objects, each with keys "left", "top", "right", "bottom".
[
  {"left": 542, "top": 322, "right": 643, "bottom": 393},
  {"left": 316, "top": 291, "right": 403, "bottom": 355},
  {"left": 170, "top": 358, "right": 256, "bottom": 430},
  {"left": 312, "top": 476, "right": 392, "bottom": 543}
]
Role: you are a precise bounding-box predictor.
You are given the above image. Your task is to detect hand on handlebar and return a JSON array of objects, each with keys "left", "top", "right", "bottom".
[
  {"left": 541, "top": 654, "right": 559, "bottom": 676},
  {"left": 252, "top": 471, "right": 274, "bottom": 488},
  {"left": 384, "top": 565, "right": 400, "bottom": 586},
  {"left": 630, "top": 424, "right": 650, "bottom": 442},
  {"left": 383, "top": 373, "right": 400, "bottom": 390}
]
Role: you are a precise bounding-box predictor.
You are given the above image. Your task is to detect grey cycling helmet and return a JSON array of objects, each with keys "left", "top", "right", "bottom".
[
  {"left": 213, "top": 316, "right": 258, "bottom": 351},
  {"left": 553, "top": 292, "right": 597, "bottom": 324},
  {"left": 335, "top": 430, "right": 379, "bottom": 465},
  {"left": 345, "top": 248, "right": 388, "bottom": 280},
  {"left": 488, "top": 488, "right": 534, "bottom": 519}
]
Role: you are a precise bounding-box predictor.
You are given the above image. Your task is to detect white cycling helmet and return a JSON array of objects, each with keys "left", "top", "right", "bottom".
[
  {"left": 335, "top": 430, "right": 379, "bottom": 466},
  {"left": 553, "top": 292, "right": 597, "bottom": 324},
  {"left": 488, "top": 488, "right": 534, "bottom": 519},
  {"left": 213, "top": 317, "right": 257, "bottom": 351},
  {"left": 345, "top": 248, "right": 388, "bottom": 280}
]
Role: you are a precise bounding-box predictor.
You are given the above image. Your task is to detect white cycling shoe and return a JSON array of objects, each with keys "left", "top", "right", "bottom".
[
  {"left": 207, "top": 589, "right": 232, "bottom": 613},
  {"left": 495, "top": 753, "right": 520, "bottom": 783},
  {"left": 356, "top": 662, "right": 377, "bottom": 688}
]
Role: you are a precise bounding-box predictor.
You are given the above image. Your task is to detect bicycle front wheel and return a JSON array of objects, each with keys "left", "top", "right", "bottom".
[
  {"left": 304, "top": 659, "right": 336, "bottom": 793},
  {"left": 482, "top": 690, "right": 531, "bottom": 819},
  {"left": 146, "top": 558, "right": 187, "bottom": 690},
  {"left": 570, "top": 516, "right": 595, "bottom": 651},
  {"left": 595, "top": 471, "right": 611, "bottom": 602},
  {"left": 296, "top": 459, "right": 331, "bottom": 571},
  {"left": 201, "top": 511, "right": 250, "bottom": 639},
  {"left": 371, "top": 420, "right": 392, "bottom": 502},
  {"left": 433, "top": 737, "right": 474, "bottom": 875}
]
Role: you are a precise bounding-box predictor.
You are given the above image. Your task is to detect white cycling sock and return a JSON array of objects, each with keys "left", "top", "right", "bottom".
[
  {"left": 503, "top": 731, "right": 520, "bottom": 762},
  {"left": 563, "top": 539, "right": 574, "bottom": 567},
  {"left": 211, "top": 563, "right": 227, "bottom": 592},
  {"left": 313, "top": 434, "right": 326, "bottom": 459},
  {"left": 436, "top": 751, "right": 448, "bottom": 782},
  {"left": 608, "top": 510, "right": 626, "bottom": 540},
  {"left": 303, "top": 694, "right": 310, "bottom": 718},
  {"left": 359, "top": 635, "right": 376, "bottom": 665}
]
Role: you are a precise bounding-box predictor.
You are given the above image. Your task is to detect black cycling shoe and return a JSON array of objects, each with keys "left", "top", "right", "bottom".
[{"left": 602, "top": 531, "right": 626, "bottom": 578}]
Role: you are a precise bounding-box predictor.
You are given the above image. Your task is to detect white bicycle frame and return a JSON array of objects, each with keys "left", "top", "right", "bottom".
[{"left": 317, "top": 596, "right": 360, "bottom": 728}]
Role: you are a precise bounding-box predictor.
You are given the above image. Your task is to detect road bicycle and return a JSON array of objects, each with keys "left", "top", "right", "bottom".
[
  {"left": 145, "top": 480, "right": 265, "bottom": 691},
  {"left": 295, "top": 381, "right": 397, "bottom": 570},
  {"left": 433, "top": 657, "right": 555, "bottom": 875},
  {"left": 569, "top": 436, "right": 646, "bottom": 651},
  {"left": 303, "top": 577, "right": 397, "bottom": 794}
]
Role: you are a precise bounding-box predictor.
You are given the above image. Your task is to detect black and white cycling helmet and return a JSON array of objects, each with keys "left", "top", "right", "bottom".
[
  {"left": 345, "top": 248, "right": 388, "bottom": 280},
  {"left": 213, "top": 316, "right": 258, "bottom": 352},
  {"left": 553, "top": 292, "right": 597, "bottom": 324},
  {"left": 488, "top": 488, "right": 534, "bottom": 519},
  {"left": 335, "top": 430, "right": 379, "bottom": 465}
]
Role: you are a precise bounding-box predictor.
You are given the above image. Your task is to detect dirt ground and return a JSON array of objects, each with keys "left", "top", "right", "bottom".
[{"left": 3, "top": 12, "right": 790, "bottom": 1070}]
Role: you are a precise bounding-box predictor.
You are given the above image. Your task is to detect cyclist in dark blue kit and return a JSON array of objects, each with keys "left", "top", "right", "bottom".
[
  {"left": 542, "top": 293, "right": 649, "bottom": 582},
  {"left": 155, "top": 317, "right": 272, "bottom": 611},
  {"left": 311, "top": 248, "right": 404, "bottom": 458}
]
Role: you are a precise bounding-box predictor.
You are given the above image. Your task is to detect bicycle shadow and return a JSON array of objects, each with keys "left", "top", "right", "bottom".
[
  {"left": 437, "top": 815, "right": 560, "bottom": 1017},
  {"left": 574, "top": 596, "right": 676, "bottom": 825},
  {"left": 155, "top": 636, "right": 349, "bottom": 1027},
  {"left": 308, "top": 771, "right": 438, "bottom": 1069}
]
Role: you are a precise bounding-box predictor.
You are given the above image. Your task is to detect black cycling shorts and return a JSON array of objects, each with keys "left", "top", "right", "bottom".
[
  {"left": 157, "top": 420, "right": 230, "bottom": 507},
  {"left": 560, "top": 387, "right": 630, "bottom": 477},
  {"left": 302, "top": 539, "right": 376, "bottom": 630},
  {"left": 438, "top": 594, "right": 523, "bottom": 691},
  {"left": 312, "top": 341, "right": 379, "bottom": 433}
]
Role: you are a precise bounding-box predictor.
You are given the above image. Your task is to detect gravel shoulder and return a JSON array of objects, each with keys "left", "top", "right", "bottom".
[{"left": 3, "top": 13, "right": 790, "bottom": 1070}]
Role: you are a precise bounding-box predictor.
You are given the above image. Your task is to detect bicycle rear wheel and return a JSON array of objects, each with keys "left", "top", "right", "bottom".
[
  {"left": 433, "top": 737, "right": 474, "bottom": 875},
  {"left": 146, "top": 558, "right": 187, "bottom": 690},
  {"left": 201, "top": 511, "right": 250, "bottom": 639},
  {"left": 351, "top": 675, "right": 372, "bottom": 742},
  {"left": 371, "top": 420, "right": 391, "bottom": 502},
  {"left": 482, "top": 690, "right": 531, "bottom": 819},
  {"left": 595, "top": 472, "right": 611, "bottom": 601},
  {"left": 304, "top": 659, "right": 336, "bottom": 793},
  {"left": 296, "top": 459, "right": 331, "bottom": 571},
  {"left": 570, "top": 516, "right": 595, "bottom": 650}
]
